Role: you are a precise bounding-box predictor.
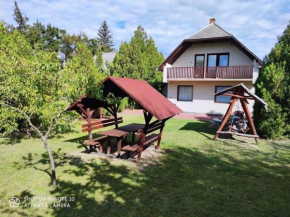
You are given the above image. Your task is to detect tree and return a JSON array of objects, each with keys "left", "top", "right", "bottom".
[
  {"left": 78, "top": 33, "right": 103, "bottom": 72},
  {"left": 26, "top": 21, "right": 64, "bottom": 52},
  {"left": 97, "top": 21, "right": 114, "bottom": 52},
  {"left": 254, "top": 21, "right": 290, "bottom": 139},
  {"left": 13, "top": 1, "right": 29, "bottom": 32},
  {"left": 109, "top": 26, "right": 164, "bottom": 92},
  {"left": 0, "top": 23, "right": 102, "bottom": 185}
]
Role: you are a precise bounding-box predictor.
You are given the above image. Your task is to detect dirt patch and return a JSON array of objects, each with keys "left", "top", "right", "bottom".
[{"left": 67, "top": 143, "right": 164, "bottom": 166}]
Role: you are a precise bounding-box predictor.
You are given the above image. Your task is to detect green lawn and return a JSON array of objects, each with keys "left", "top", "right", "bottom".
[{"left": 0, "top": 113, "right": 289, "bottom": 217}]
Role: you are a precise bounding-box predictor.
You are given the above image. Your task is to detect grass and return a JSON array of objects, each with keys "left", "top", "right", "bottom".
[{"left": 0, "top": 113, "right": 289, "bottom": 217}]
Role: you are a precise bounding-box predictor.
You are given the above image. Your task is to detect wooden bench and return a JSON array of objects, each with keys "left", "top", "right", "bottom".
[
  {"left": 82, "top": 117, "right": 123, "bottom": 153},
  {"left": 121, "top": 121, "right": 164, "bottom": 162}
]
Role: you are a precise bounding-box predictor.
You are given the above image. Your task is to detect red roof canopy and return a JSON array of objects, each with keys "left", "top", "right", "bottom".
[{"left": 103, "top": 76, "right": 182, "bottom": 120}]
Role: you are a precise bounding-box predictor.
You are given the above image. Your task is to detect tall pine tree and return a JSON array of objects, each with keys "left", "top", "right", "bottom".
[
  {"left": 109, "top": 26, "right": 164, "bottom": 92},
  {"left": 13, "top": 1, "right": 29, "bottom": 32},
  {"left": 97, "top": 21, "right": 114, "bottom": 52},
  {"left": 254, "top": 21, "right": 290, "bottom": 139}
]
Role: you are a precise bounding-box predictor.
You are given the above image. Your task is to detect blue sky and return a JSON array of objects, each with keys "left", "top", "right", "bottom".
[{"left": 0, "top": 0, "right": 289, "bottom": 59}]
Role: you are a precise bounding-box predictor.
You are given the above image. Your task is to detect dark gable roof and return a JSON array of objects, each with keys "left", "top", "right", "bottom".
[
  {"left": 103, "top": 76, "right": 182, "bottom": 120},
  {"left": 188, "top": 23, "right": 232, "bottom": 39},
  {"left": 158, "top": 23, "right": 262, "bottom": 71}
]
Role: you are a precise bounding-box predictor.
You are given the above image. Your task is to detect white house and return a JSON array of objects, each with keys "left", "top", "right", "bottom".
[{"left": 158, "top": 18, "right": 262, "bottom": 114}]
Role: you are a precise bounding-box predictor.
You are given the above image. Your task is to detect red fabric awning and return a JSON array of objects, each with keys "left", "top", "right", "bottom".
[{"left": 103, "top": 76, "right": 182, "bottom": 120}]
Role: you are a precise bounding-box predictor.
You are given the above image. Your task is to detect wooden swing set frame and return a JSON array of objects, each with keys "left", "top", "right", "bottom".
[{"left": 213, "top": 84, "right": 267, "bottom": 143}]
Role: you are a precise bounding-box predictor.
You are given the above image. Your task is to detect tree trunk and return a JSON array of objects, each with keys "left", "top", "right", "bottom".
[{"left": 42, "top": 137, "right": 57, "bottom": 186}]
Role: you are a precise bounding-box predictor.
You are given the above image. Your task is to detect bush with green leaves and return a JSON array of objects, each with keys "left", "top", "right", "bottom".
[
  {"left": 254, "top": 21, "right": 290, "bottom": 139},
  {"left": 0, "top": 22, "right": 102, "bottom": 185}
]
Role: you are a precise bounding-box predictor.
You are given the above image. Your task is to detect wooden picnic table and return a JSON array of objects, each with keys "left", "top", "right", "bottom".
[
  {"left": 98, "top": 123, "right": 145, "bottom": 157},
  {"left": 117, "top": 123, "right": 145, "bottom": 142},
  {"left": 98, "top": 129, "right": 129, "bottom": 157}
]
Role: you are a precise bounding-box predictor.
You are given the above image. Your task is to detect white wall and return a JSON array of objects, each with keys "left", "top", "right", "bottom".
[
  {"left": 253, "top": 60, "right": 259, "bottom": 84},
  {"left": 167, "top": 80, "right": 255, "bottom": 115},
  {"left": 172, "top": 42, "right": 253, "bottom": 67}
]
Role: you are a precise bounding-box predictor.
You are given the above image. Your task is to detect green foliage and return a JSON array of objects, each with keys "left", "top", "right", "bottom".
[
  {"left": 0, "top": 23, "right": 63, "bottom": 134},
  {"left": 63, "top": 42, "right": 103, "bottom": 101},
  {"left": 254, "top": 21, "right": 290, "bottom": 139},
  {"left": 0, "top": 22, "right": 103, "bottom": 135},
  {"left": 109, "top": 26, "right": 164, "bottom": 92},
  {"left": 0, "top": 22, "right": 105, "bottom": 184},
  {"left": 26, "top": 21, "right": 64, "bottom": 52},
  {"left": 13, "top": 1, "right": 28, "bottom": 32},
  {"left": 119, "top": 97, "right": 129, "bottom": 112},
  {"left": 97, "top": 21, "right": 114, "bottom": 52}
]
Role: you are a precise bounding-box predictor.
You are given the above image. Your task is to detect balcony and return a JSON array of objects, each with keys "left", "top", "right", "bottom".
[{"left": 167, "top": 65, "right": 253, "bottom": 80}]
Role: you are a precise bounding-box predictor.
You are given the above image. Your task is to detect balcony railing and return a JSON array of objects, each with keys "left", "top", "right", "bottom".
[{"left": 167, "top": 65, "right": 253, "bottom": 80}]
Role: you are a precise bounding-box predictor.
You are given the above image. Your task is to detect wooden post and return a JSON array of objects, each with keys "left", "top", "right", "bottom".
[
  {"left": 143, "top": 110, "right": 153, "bottom": 127},
  {"left": 86, "top": 107, "right": 93, "bottom": 151},
  {"left": 113, "top": 105, "right": 119, "bottom": 128},
  {"left": 240, "top": 98, "right": 259, "bottom": 143},
  {"left": 137, "top": 132, "right": 146, "bottom": 163},
  {"left": 117, "top": 137, "right": 122, "bottom": 158},
  {"left": 86, "top": 108, "right": 93, "bottom": 140},
  {"left": 99, "top": 107, "right": 103, "bottom": 120},
  {"left": 107, "top": 139, "right": 111, "bottom": 154},
  {"left": 156, "top": 121, "right": 165, "bottom": 150},
  {"left": 213, "top": 98, "right": 238, "bottom": 140}
]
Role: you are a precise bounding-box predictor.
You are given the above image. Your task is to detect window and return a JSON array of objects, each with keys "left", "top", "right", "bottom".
[
  {"left": 215, "top": 86, "right": 232, "bottom": 103},
  {"left": 195, "top": 54, "right": 205, "bottom": 67},
  {"left": 178, "top": 86, "right": 193, "bottom": 101},
  {"left": 207, "top": 53, "right": 229, "bottom": 66}
]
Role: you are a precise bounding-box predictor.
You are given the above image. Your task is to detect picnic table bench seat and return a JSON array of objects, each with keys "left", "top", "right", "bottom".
[
  {"left": 121, "top": 121, "right": 165, "bottom": 162},
  {"left": 82, "top": 117, "right": 123, "bottom": 152},
  {"left": 83, "top": 135, "right": 109, "bottom": 146},
  {"left": 121, "top": 133, "right": 159, "bottom": 152}
]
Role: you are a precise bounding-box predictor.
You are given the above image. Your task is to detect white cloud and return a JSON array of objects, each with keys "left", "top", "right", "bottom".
[{"left": 0, "top": 0, "right": 289, "bottom": 58}]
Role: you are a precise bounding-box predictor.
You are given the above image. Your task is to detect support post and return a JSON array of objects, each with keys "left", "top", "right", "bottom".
[
  {"left": 156, "top": 121, "right": 165, "bottom": 150},
  {"left": 99, "top": 107, "right": 103, "bottom": 120},
  {"left": 240, "top": 98, "right": 259, "bottom": 143},
  {"left": 86, "top": 108, "right": 93, "bottom": 140},
  {"left": 113, "top": 105, "right": 119, "bottom": 128},
  {"left": 213, "top": 98, "right": 238, "bottom": 140}
]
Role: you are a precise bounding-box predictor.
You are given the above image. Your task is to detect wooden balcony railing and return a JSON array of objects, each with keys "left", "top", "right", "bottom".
[{"left": 167, "top": 65, "right": 253, "bottom": 80}]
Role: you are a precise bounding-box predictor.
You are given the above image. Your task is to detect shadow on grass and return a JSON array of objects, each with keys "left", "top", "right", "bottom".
[
  {"left": 179, "top": 120, "right": 217, "bottom": 139},
  {"left": 43, "top": 146, "right": 290, "bottom": 217},
  {"left": 0, "top": 190, "right": 39, "bottom": 217},
  {"left": 64, "top": 133, "right": 136, "bottom": 154},
  {"left": 0, "top": 136, "right": 22, "bottom": 145},
  {"left": 179, "top": 121, "right": 246, "bottom": 141},
  {"left": 12, "top": 148, "right": 83, "bottom": 186},
  {"left": 4, "top": 142, "right": 290, "bottom": 217}
]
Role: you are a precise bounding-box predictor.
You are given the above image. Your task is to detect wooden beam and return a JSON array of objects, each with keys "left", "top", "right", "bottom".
[
  {"left": 86, "top": 107, "right": 93, "bottom": 140},
  {"left": 213, "top": 98, "right": 238, "bottom": 140},
  {"left": 216, "top": 131, "right": 259, "bottom": 138},
  {"left": 143, "top": 110, "right": 153, "bottom": 125},
  {"left": 105, "top": 106, "right": 115, "bottom": 117},
  {"left": 240, "top": 98, "right": 259, "bottom": 143},
  {"left": 222, "top": 93, "right": 247, "bottom": 99},
  {"left": 77, "top": 104, "right": 88, "bottom": 118},
  {"left": 99, "top": 108, "right": 103, "bottom": 120}
]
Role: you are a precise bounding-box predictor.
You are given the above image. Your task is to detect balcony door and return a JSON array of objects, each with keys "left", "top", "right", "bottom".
[
  {"left": 194, "top": 54, "right": 205, "bottom": 78},
  {"left": 207, "top": 53, "right": 229, "bottom": 78}
]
